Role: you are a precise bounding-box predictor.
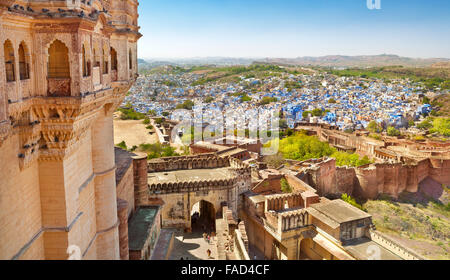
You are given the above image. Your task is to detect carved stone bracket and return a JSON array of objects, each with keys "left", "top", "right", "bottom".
[
  {"left": 16, "top": 122, "right": 42, "bottom": 170},
  {"left": 0, "top": 120, "right": 12, "bottom": 147},
  {"left": 302, "top": 229, "right": 317, "bottom": 239},
  {"left": 4, "top": 81, "right": 133, "bottom": 163}
]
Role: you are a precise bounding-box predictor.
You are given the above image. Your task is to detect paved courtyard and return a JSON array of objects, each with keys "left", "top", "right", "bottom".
[{"left": 169, "top": 231, "right": 218, "bottom": 260}]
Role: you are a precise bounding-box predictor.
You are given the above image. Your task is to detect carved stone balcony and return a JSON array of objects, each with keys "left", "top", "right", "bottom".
[{"left": 48, "top": 78, "right": 71, "bottom": 97}]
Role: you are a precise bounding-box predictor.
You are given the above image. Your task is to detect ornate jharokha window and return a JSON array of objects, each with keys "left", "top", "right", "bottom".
[
  {"left": 103, "top": 47, "right": 108, "bottom": 74},
  {"left": 18, "top": 42, "right": 30, "bottom": 80},
  {"left": 111, "top": 47, "right": 118, "bottom": 71},
  {"left": 129, "top": 49, "right": 132, "bottom": 70},
  {"left": 47, "top": 40, "right": 70, "bottom": 79},
  {"left": 82, "top": 44, "right": 91, "bottom": 77},
  {"left": 93, "top": 47, "right": 100, "bottom": 67},
  {"left": 47, "top": 40, "right": 71, "bottom": 96},
  {"left": 4, "top": 40, "right": 15, "bottom": 82}
]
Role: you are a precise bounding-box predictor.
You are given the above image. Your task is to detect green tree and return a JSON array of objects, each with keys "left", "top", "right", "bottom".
[
  {"left": 387, "top": 126, "right": 401, "bottom": 136},
  {"left": 118, "top": 107, "right": 146, "bottom": 120},
  {"left": 429, "top": 117, "right": 450, "bottom": 137},
  {"left": 417, "top": 118, "right": 433, "bottom": 130},
  {"left": 267, "top": 132, "right": 372, "bottom": 167},
  {"left": 367, "top": 121, "right": 382, "bottom": 133},
  {"left": 176, "top": 100, "right": 195, "bottom": 110},
  {"left": 240, "top": 94, "right": 252, "bottom": 102},
  {"left": 312, "top": 108, "right": 324, "bottom": 117},
  {"left": 260, "top": 96, "right": 278, "bottom": 105}
]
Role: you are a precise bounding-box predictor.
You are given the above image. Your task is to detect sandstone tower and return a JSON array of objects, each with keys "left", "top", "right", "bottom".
[{"left": 0, "top": 0, "right": 140, "bottom": 260}]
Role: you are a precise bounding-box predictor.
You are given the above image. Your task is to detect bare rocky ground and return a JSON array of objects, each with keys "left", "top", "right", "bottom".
[
  {"left": 364, "top": 179, "right": 450, "bottom": 260},
  {"left": 113, "top": 114, "right": 159, "bottom": 148}
]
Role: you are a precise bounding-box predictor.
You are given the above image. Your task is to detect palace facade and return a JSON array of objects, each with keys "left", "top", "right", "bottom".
[{"left": 0, "top": 0, "right": 141, "bottom": 260}]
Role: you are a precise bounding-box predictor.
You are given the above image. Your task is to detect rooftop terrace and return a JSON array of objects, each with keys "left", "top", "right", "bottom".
[
  {"left": 310, "top": 200, "right": 371, "bottom": 224},
  {"left": 128, "top": 206, "right": 160, "bottom": 251},
  {"left": 148, "top": 167, "right": 234, "bottom": 185}
]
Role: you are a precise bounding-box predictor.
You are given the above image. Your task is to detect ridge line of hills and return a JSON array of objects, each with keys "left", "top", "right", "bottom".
[{"left": 138, "top": 54, "right": 450, "bottom": 68}]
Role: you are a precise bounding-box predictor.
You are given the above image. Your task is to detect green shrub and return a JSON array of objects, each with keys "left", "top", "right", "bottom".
[
  {"left": 266, "top": 132, "right": 372, "bottom": 167},
  {"left": 387, "top": 126, "right": 401, "bottom": 136},
  {"left": 137, "top": 143, "right": 180, "bottom": 159},
  {"left": 367, "top": 121, "right": 382, "bottom": 133},
  {"left": 281, "top": 178, "right": 293, "bottom": 193},
  {"left": 341, "top": 194, "right": 365, "bottom": 211},
  {"left": 116, "top": 141, "right": 127, "bottom": 150},
  {"left": 429, "top": 117, "right": 450, "bottom": 137},
  {"left": 118, "top": 107, "right": 146, "bottom": 120},
  {"left": 176, "top": 100, "right": 195, "bottom": 110}
]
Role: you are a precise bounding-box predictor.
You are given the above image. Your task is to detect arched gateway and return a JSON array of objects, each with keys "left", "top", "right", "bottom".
[{"left": 147, "top": 155, "right": 252, "bottom": 230}]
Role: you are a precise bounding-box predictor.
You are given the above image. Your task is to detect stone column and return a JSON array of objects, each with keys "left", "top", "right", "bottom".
[
  {"left": 91, "top": 111, "right": 120, "bottom": 260},
  {"left": 117, "top": 199, "right": 129, "bottom": 260},
  {"left": 133, "top": 153, "right": 148, "bottom": 208}
]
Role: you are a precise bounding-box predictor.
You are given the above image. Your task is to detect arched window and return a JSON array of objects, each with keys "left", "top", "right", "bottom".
[
  {"left": 82, "top": 45, "right": 87, "bottom": 77},
  {"left": 110, "top": 47, "right": 117, "bottom": 71},
  {"left": 93, "top": 47, "right": 100, "bottom": 68},
  {"left": 4, "top": 40, "right": 15, "bottom": 82},
  {"left": 129, "top": 49, "right": 132, "bottom": 70},
  {"left": 102, "top": 47, "right": 108, "bottom": 74},
  {"left": 82, "top": 44, "right": 91, "bottom": 77},
  {"left": 19, "top": 42, "right": 30, "bottom": 80},
  {"left": 47, "top": 39, "right": 70, "bottom": 78}
]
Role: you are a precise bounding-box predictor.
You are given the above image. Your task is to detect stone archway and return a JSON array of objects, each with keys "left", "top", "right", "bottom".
[{"left": 190, "top": 200, "right": 216, "bottom": 233}]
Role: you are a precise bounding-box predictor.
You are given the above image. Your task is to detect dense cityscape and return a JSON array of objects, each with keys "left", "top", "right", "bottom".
[{"left": 125, "top": 64, "right": 444, "bottom": 135}]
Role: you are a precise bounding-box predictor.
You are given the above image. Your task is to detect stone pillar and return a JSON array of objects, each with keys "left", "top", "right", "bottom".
[
  {"left": 91, "top": 112, "right": 120, "bottom": 260},
  {"left": 133, "top": 153, "right": 148, "bottom": 208},
  {"left": 117, "top": 199, "right": 129, "bottom": 260}
]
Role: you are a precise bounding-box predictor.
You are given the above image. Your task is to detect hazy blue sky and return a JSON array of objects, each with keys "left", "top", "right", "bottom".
[{"left": 137, "top": 0, "right": 450, "bottom": 59}]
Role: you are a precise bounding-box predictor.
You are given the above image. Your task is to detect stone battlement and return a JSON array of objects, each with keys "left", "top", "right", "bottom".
[
  {"left": 148, "top": 154, "right": 230, "bottom": 172},
  {"left": 296, "top": 155, "right": 449, "bottom": 199},
  {"left": 149, "top": 177, "right": 238, "bottom": 194},
  {"left": 265, "top": 208, "right": 310, "bottom": 234},
  {"left": 265, "top": 192, "right": 304, "bottom": 212}
]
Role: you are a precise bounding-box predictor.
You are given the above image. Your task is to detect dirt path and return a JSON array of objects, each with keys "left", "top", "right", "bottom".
[{"left": 114, "top": 119, "right": 159, "bottom": 148}]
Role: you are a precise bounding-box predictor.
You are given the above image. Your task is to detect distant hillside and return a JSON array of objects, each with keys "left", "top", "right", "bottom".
[
  {"left": 432, "top": 62, "right": 450, "bottom": 69},
  {"left": 138, "top": 57, "right": 255, "bottom": 67},
  {"left": 258, "top": 55, "right": 450, "bottom": 68}
]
